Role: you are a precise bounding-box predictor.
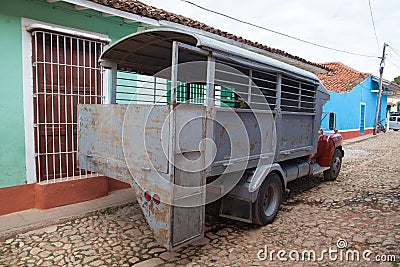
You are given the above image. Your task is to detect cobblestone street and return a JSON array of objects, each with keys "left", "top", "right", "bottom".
[{"left": 0, "top": 132, "right": 399, "bottom": 266}]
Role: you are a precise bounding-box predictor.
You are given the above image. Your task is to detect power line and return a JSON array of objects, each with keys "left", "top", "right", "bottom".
[
  {"left": 368, "top": 0, "right": 380, "bottom": 51},
  {"left": 360, "top": 57, "right": 380, "bottom": 65},
  {"left": 389, "top": 45, "right": 400, "bottom": 54},
  {"left": 388, "top": 46, "right": 400, "bottom": 58},
  {"left": 179, "top": 0, "right": 379, "bottom": 58},
  {"left": 387, "top": 59, "right": 400, "bottom": 72}
]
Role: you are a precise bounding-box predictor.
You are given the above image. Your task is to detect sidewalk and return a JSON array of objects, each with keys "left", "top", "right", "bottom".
[
  {"left": 0, "top": 188, "right": 135, "bottom": 240},
  {"left": 342, "top": 133, "right": 377, "bottom": 145}
]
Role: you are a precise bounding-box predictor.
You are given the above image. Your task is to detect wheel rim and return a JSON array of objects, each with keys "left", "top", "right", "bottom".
[
  {"left": 332, "top": 157, "right": 341, "bottom": 175},
  {"left": 262, "top": 183, "right": 279, "bottom": 217}
]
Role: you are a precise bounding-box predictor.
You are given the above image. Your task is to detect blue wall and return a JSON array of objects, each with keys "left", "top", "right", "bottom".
[{"left": 321, "top": 76, "right": 388, "bottom": 132}]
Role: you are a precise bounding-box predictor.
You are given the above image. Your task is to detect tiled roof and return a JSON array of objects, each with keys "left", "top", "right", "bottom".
[
  {"left": 383, "top": 79, "right": 400, "bottom": 95},
  {"left": 90, "top": 0, "right": 327, "bottom": 71},
  {"left": 316, "top": 62, "right": 370, "bottom": 93}
]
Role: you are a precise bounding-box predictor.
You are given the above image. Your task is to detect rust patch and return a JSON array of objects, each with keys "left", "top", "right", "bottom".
[
  {"left": 250, "top": 143, "right": 255, "bottom": 150},
  {"left": 219, "top": 127, "right": 226, "bottom": 139},
  {"left": 148, "top": 199, "right": 169, "bottom": 223}
]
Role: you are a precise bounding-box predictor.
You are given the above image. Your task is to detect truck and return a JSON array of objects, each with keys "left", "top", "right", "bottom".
[{"left": 77, "top": 28, "right": 344, "bottom": 251}]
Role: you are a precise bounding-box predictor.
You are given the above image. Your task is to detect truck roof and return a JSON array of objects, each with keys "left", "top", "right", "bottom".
[{"left": 100, "top": 28, "right": 322, "bottom": 83}]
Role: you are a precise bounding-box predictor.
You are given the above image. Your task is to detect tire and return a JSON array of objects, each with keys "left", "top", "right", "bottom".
[
  {"left": 253, "top": 173, "right": 282, "bottom": 225},
  {"left": 394, "top": 129, "right": 399, "bottom": 132},
  {"left": 323, "top": 149, "right": 343, "bottom": 181}
]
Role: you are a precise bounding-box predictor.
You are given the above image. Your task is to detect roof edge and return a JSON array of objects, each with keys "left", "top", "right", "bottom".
[{"left": 49, "top": 0, "right": 329, "bottom": 73}]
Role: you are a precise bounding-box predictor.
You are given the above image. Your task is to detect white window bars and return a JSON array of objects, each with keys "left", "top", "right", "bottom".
[{"left": 32, "top": 30, "right": 107, "bottom": 183}]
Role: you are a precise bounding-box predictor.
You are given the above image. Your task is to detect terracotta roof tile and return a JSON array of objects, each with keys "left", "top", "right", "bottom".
[
  {"left": 316, "top": 62, "right": 370, "bottom": 93},
  {"left": 90, "top": 0, "right": 327, "bottom": 71}
]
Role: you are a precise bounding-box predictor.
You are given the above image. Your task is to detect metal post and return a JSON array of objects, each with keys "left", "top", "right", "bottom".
[
  {"left": 204, "top": 56, "right": 215, "bottom": 175},
  {"left": 373, "top": 42, "right": 387, "bottom": 135},
  {"left": 170, "top": 41, "right": 179, "bottom": 107},
  {"left": 201, "top": 54, "right": 215, "bottom": 236},
  {"left": 185, "top": 83, "right": 191, "bottom": 103},
  {"left": 247, "top": 69, "right": 252, "bottom": 104},
  {"left": 298, "top": 82, "right": 302, "bottom": 109},
  {"left": 168, "top": 41, "right": 179, "bottom": 249},
  {"left": 110, "top": 63, "right": 117, "bottom": 104},
  {"left": 169, "top": 41, "right": 179, "bottom": 183},
  {"left": 153, "top": 76, "right": 157, "bottom": 103},
  {"left": 275, "top": 74, "right": 282, "bottom": 158},
  {"left": 205, "top": 56, "right": 215, "bottom": 112}
]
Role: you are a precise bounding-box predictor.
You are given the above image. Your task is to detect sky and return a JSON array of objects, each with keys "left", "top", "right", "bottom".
[{"left": 139, "top": 0, "right": 400, "bottom": 81}]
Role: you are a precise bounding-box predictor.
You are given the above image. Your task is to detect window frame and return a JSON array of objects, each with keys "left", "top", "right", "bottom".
[{"left": 22, "top": 18, "right": 109, "bottom": 184}]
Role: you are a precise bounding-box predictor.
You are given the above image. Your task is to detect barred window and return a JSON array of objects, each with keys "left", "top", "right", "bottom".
[{"left": 32, "top": 31, "right": 107, "bottom": 183}]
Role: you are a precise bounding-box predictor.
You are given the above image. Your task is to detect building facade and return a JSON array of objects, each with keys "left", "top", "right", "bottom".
[
  {"left": 388, "top": 96, "right": 400, "bottom": 113},
  {"left": 317, "top": 62, "right": 396, "bottom": 139}
]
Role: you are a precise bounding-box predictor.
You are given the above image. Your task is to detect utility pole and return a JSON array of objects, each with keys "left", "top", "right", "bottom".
[{"left": 373, "top": 42, "right": 388, "bottom": 135}]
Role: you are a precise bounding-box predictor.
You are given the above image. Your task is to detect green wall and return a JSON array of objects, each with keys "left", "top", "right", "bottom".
[
  {"left": 0, "top": 13, "right": 25, "bottom": 187},
  {"left": 0, "top": 0, "right": 140, "bottom": 187}
]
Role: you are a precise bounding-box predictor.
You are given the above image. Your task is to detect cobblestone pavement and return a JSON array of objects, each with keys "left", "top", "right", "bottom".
[{"left": 1, "top": 132, "right": 399, "bottom": 266}]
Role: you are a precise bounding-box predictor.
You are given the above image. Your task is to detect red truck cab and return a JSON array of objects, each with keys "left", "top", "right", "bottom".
[{"left": 313, "top": 130, "right": 344, "bottom": 180}]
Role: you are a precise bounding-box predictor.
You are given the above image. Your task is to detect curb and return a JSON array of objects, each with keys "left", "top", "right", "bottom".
[
  {"left": 342, "top": 134, "right": 378, "bottom": 145},
  {"left": 0, "top": 202, "right": 134, "bottom": 242},
  {"left": 0, "top": 189, "right": 136, "bottom": 241}
]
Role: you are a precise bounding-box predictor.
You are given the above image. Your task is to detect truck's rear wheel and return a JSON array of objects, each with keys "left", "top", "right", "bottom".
[
  {"left": 253, "top": 173, "right": 282, "bottom": 225},
  {"left": 323, "top": 149, "right": 342, "bottom": 181}
]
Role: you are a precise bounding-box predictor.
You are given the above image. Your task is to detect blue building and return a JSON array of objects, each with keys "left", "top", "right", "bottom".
[{"left": 317, "top": 62, "right": 397, "bottom": 139}]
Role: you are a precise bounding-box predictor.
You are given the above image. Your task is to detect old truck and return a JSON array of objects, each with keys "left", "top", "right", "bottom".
[{"left": 77, "top": 28, "right": 343, "bottom": 250}]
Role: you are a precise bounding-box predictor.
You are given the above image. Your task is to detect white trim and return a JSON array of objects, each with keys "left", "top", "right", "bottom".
[
  {"left": 52, "top": 0, "right": 160, "bottom": 27},
  {"left": 103, "top": 44, "right": 110, "bottom": 104},
  {"left": 360, "top": 102, "right": 366, "bottom": 133},
  {"left": 26, "top": 23, "right": 110, "bottom": 43},
  {"left": 74, "top": 5, "right": 88, "bottom": 10},
  {"left": 22, "top": 18, "right": 36, "bottom": 184},
  {"left": 21, "top": 18, "right": 110, "bottom": 184},
  {"left": 332, "top": 127, "right": 374, "bottom": 133}
]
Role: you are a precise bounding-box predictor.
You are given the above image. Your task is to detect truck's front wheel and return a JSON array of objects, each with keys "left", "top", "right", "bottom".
[
  {"left": 323, "top": 149, "right": 343, "bottom": 181},
  {"left": 253, "top": 173, "right": 282, "bottom": 225}
]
